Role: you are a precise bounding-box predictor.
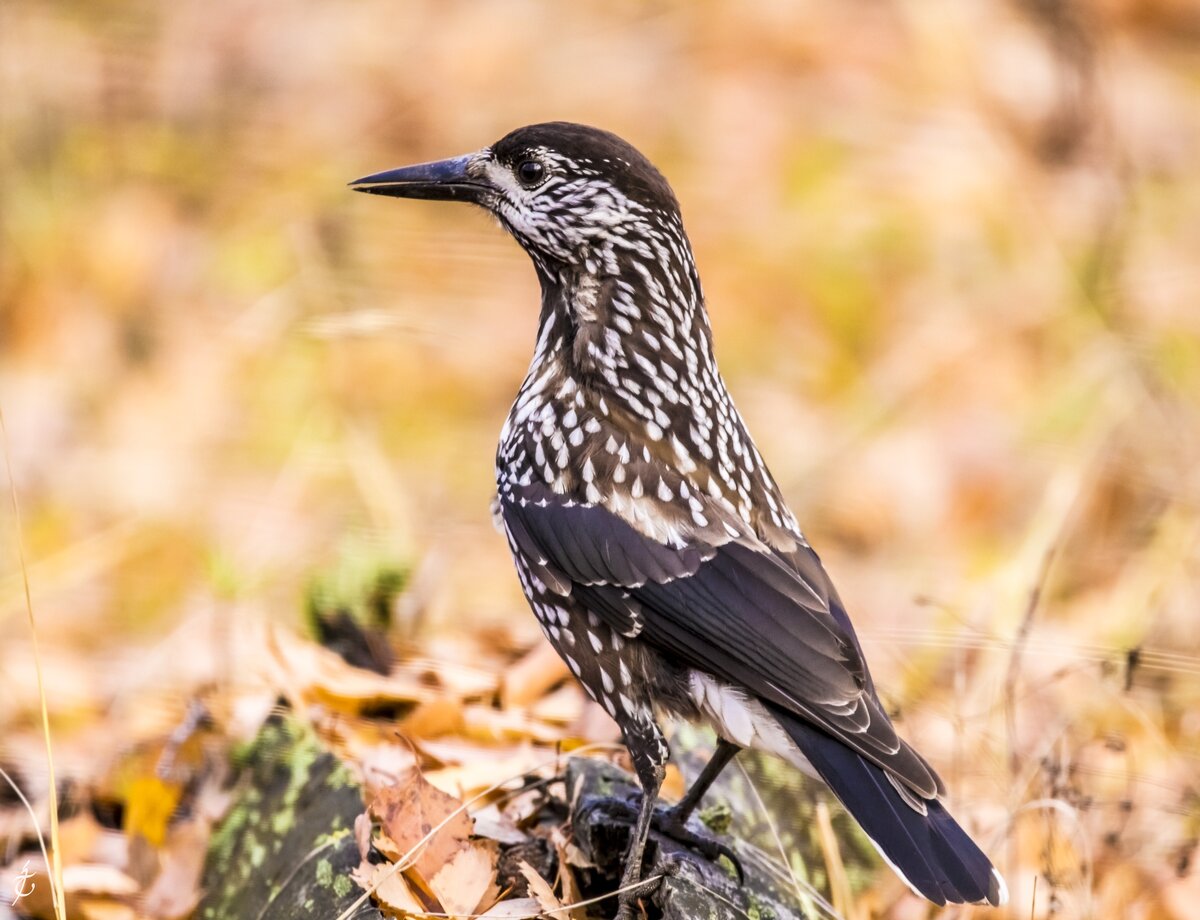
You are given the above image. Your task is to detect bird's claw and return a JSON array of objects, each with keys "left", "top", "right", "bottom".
[
  {"left": 653, "top": 805, "right": 744, "bottom": 885},
  {"left": 598, "top": 794, "right": 744, "bottom": 885}
]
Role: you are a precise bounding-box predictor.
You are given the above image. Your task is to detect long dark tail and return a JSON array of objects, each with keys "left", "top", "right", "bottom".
[{"left": 777, "top": 710, "right": 1007, "bottom": 907}]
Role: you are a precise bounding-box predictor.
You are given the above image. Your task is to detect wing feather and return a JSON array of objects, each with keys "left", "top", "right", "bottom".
[{"left": 501, "top": 482, "right": 942, "bottom": 796}]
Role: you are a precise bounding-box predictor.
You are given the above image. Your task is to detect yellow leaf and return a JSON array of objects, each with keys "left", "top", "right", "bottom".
[{"left": 123, "top": 776, "right": 181, "bottom": 847}]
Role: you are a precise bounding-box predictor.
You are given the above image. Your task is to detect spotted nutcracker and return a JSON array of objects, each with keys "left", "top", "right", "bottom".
[{"left": 352, "top": 122, "right": 1007, "bottom": 917}]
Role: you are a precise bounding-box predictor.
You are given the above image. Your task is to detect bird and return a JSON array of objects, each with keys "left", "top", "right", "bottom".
[{"left": 352, "top": 122, "right": 1008, "bottom": 917}]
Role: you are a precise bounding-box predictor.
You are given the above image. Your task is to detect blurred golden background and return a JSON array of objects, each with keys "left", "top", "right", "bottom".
[{"left": 2, "top": 1, "right": 1199, "bottom": 917}]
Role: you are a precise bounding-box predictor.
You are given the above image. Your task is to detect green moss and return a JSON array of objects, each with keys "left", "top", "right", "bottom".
[
  {"left": 315, "top": 858, "right": 334, "bottom": 888},
  {"left": 699, "top": 801, "right": 732, "bottom": 835},
  {"left": 196, "top": 718, "right": 372, "bottom": 919},
  {"left": 744, "top": 889, "right": 776, "bottom": 920}
]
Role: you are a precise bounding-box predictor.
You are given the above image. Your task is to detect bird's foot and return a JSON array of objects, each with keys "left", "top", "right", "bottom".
[
  {"left": 613, "top": 872, "right": 665, "bottom": 920},
  {"left": 613, "top": 857, "right": 683, "bottom": 920},
  {"left": 653, "top": 804, "right": 743, "bottom": 884},
  {"left": 594, "top": 794, "right": 744, "bottom": 885}
]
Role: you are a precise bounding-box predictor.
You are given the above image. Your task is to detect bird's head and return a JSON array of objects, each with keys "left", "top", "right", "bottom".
[{"left": 352, "top": 122, "right": 685, "bottom": 275}]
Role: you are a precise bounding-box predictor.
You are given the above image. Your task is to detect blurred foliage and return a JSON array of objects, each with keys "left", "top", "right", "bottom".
[{"left": 2, "top": 0, "right": 1200, "bottom": 916}]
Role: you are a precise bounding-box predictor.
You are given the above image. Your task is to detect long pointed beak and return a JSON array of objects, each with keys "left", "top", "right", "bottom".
[{"left": 349, "top": 153, "right": 487, "bottom": 202}]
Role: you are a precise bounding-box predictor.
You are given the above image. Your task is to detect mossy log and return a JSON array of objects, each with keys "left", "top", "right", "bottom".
[
  {"left": 565, "top": 756, "right": 820, "bottom": 920},
  {"left": 195, "top": 719, "right": 379, "bottom": 920},
  {"left": 196, "top": 719, "right": 849, "bottom": 919}
]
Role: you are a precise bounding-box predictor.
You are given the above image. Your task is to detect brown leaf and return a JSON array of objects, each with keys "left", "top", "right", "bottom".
[
  {"left": 351, "top": 860, "right": 426, "bottom": 915},
  {"left": 530, "top": 684, "right": 584, "bottom": 725},
  {"left": 429, "top": 839, "right": 499, "bottom": 918},
  {"left": 268, "top": 627, "right": 434, "bottom": 712},
  {"left": 551, "top": 830, "right": 587, "bottom": 920},
  {"left": 461, "top": 704, "right": 567, "bottom": 744},
  {"left": 501, "top": 642, "right": 568, "bottom": 708},
  {"left": 518, "top": 860, "right": 568, "bottom": 920},
  {"left": 141, "top": 819, "right": 210, "bottom": 919},
  {"left": 370, "top": 770, "right": 474, "bottom": 883},
  {"left": 398, "top": 697, "right": 465, "bottom": 738}
]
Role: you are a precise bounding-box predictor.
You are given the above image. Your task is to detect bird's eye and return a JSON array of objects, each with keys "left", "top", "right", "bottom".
[{"left": 516, "top": 159, "right": 545, "bottom": 188}]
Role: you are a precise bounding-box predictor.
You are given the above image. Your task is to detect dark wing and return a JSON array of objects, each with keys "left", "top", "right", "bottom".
[{"left": 500, "top": 481, "right": 943, "bottom": 798}]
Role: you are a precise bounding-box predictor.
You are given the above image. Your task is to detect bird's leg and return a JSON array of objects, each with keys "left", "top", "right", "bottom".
[
  {"left": 649, "top": 737, "right": 743, "bottom": 881},
  {"left": 663, "top": 737, "right": 741, "bottom": 824},
  {"left": 614, "top": 760, "right": 665, "bottom": 920}
]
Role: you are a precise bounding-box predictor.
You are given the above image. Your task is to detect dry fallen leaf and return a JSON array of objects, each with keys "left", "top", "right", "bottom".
[
  {"left": 78, "top": 900, "right": 138, "bottom": 920},
  {"left": 370, "top": 770, "right": 474, "bottom": 884},
  {"left": 123, "top": 775, "right": 182, "bottom": 848},
  {"left": 475, "top": 897, "right": 544, "bottom": 919},
  {"left": 530, "top": 684, "right": 584, "bottom": 725},
  {"left": 398, "top": 697, "right": 465, "bottom": 738},
  {"left": 140, "top": 819, "right": 210, "bottom": 919},
  {"left": 355, "top": 811, "right": 373, "bottom": 861},
  {"left": 470, "top": 803, "right": 528, "bottom": 846},
  {"left": 429, "top": 839, "right": 500, "bottom": 918},
  {"left": 268, "top": 627, "right": 435, "bottom": 711},
  {"left": 502, "top": 641, "right": 568, "bottom": 708},
  {"left": 351, "top": 860, "right": 426, "bottom": 915},
  {"left": 422, "top": 748, "right": 551, "bottom": 801},
  {"left": 518, "top": 860, "right": 568, "bottom": 920},
  {"left": 461, "top": 704, "right": 568, "bottom": 744},
  {"left": 552, "top": 829, "right": 587, "bottom": 920}
]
